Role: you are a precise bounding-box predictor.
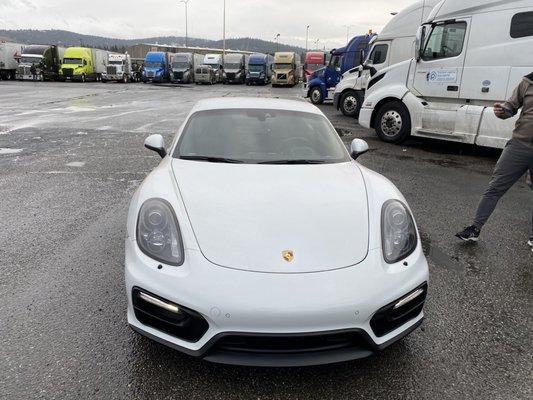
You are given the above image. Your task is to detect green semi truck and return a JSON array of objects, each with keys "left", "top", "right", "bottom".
[{"left": 59, "top": 47, "right": 110, "bottom": 82}]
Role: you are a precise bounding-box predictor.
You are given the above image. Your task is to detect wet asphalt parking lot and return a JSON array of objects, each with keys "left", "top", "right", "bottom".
[{"left": 0, "top": 80, "right": 531, "bottom": 399}]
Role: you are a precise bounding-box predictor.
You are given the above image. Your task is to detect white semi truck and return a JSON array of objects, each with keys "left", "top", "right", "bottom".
[
  {"left": 102, "top": 52, "right": 132, "bottom": 83},
  {"left": 333, "top": 0, "right": 439, "bottom": 117},
  {"left": 223, "top": 53, "right": 246, "bottom": 84},
  {"left": 203, "top": 54, "right": 224, "bottom": 83},
  {"left": 0, "top": 42, "right": 23, "bottom": 80},
  {"left": 171, "top": 53, "right": 204, "bottom": 83},
  {"left": 359, "top": 0, "right": 533, "bottom": 149}
]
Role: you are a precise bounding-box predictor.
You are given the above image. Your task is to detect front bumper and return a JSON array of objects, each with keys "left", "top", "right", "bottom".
[{"left": 125, "top": 239, "right": 428, "bottom": 367}]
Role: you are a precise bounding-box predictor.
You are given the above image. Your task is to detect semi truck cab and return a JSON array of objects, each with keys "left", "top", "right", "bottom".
[
  {"left": 143, "top": 51, "right": 170, "bottom": 83},
  {"left": 303, "top": 51, "right": 326, "bottom": 82},
  {"left": 246, "top": 53, "right": 273, "bottom": 85},
  {"left": 203, "top": 54, "right": 224, "bottom": 83},
  {"left": 102, "top": 53, "right": 131, "bottom": 83},
  {"left": 304, "top": 33, "right": 375, "bottom": 104},
  {"left": 223, "top": 53, "right": 246, "bottom": 84},
  {"left": 272, "top": 52, "right": 300, "bottom": 87},
  {"left": 60, "top": 47, "right": 93, "bottom": 82}
]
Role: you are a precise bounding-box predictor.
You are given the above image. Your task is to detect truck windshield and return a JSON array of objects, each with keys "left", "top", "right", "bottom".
[
  {"left": 173, "top": 62, "right": 189, "bottom": 69},
  {"left": 19, "top": 56, "right": 42, "bottom": 64},
  {"left": 108, "top": 61, "right": 123, "bottom": 65},
  {"left": 248, "top": 64, "right": 264, "bottom": 72},
  {"left": 274, "top": 63, "right": 292, "bottom": 69},
  {"left": 224, "top": 63, "right": 241, "bottom": 69},
  {"left": 174, "top": 109, "right": 349, "bottom": 164},
  {"left": 63, "top": 58, "right": 83, "bottom": 65},
  {"left": 145, "top": 61, "right": 163, "bottom": 68},
  {"left": 305, "top": 63, "right": 323, "bottom": 71}
]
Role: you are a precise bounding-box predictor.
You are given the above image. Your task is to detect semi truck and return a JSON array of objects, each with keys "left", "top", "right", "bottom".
[
  {"left": 246, "top": 53, "right": 274, "bottom": 85},
  {"left": 272, "top": 52, "right": 301, "bottom": 87},
  {"left": 142, "top": 51, "right": 173, "bottom": 83},
  {"left": 359, "top": 0, "right": 533, "bottom": 149},
  {"left": 304, "top": 33, "right": 375, "bottom": 104},
  {"left": 102, "top": 52, "right": 132, "bottom": 83},
  {"left": 203, "top": 54, "right": 224, "bottom": 83},
  {"left": 16, "top": 45, "right": 66, "bottom": 81},
  {"left": 303, "top": 51, "right": 326, "bottom": 82},
  {"left": 333, "top": 0, "right": 439, "bottom": 117},
  {"left": 59, "top": 47, "right": 110, "bottom": 82},
  {"left": 0, "top": 42, "right": 23, "bottom": 80},
  {"left": 223, "top": 53, "right": 246, "bottom": 84},
  {"left": 170, "top": 53, "right": 203, "bottom": 83}
]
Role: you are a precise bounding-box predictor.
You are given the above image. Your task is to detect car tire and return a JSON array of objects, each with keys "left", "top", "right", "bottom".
[
  {"left": 375, "top": 101, "right": 411, "bottom": 144},
  {"left": 309, "top": 87, "right": 323, "bottom": 105},
  {"left": 340, "top": 90, "right": 363, "bottom": 118}
]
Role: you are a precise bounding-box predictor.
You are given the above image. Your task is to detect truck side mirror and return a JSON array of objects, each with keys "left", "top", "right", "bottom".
[
  {"left": 415, "top": 26, "right": 426, "bottom": 61},
  {"left": 144, "top": 134, "right": 166, "bottom": 158}
]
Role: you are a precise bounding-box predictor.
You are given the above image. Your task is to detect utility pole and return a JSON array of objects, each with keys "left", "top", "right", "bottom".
[
  {"left": 180, "top": 0, "right": 189, "bottom": 48},
  {"left": 342, "top": 24, "right": 355, "bottom": 44},
  {"left": 305, "top": 25, "right": 309, "bottom": 52},
  {"left": 275, "top": 33, "right": 280, "bottom": 52},
  {"left": 314, "top": 38, "right": 319, "bottom": 50},
  {"left": 222, "top": 0, "right": 226, "bottom": 57}
]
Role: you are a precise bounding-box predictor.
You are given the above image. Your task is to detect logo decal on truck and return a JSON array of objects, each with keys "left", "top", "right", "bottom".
[{"left": 427, "top": 69, "right": 457, "bottom": 83}]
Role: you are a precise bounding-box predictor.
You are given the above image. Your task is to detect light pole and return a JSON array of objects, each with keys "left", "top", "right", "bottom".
[
  {"left": 180, "top": 0, "right": 189, "bottom": 48},
  {"left": 305, "top": 25, "right": 309, "bottom": 52},
  {"left": 314, "top": 38, "right": 319, "bottom": 50},
  {"left": 222, "top": 0, "right": 226, "bottom": 57},
  {"left": 275, "top": 33, "right": 280, "bottom": 52},
  {"left": 342, "top": 24, "right": 355, "bottom": 44}
]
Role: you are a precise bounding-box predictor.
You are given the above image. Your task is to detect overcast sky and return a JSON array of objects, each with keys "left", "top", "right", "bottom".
[{"left": 0, "top": 0, "right": 417, "bottom": 48}]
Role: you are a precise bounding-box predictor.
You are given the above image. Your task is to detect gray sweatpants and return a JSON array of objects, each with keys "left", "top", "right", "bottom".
[{"left": 473, "top": 139, "right": 533, "bottom": 238}]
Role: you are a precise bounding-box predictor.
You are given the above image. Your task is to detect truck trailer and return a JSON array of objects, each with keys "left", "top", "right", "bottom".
[
  {"left": 16, "top": 45, "right": 66, "bottom": 81},
  {"left": 359, "top": 0, "right": 533, "bottom": 149},
  {"left": 246, "top": 53, "right": 274, "bottom": 85},
  {"left": 223, "top": 53, "right": 246, "bottom": 84},
  {"left": 0, "top": 42, "right": 23, "bottom": 80},
  {"left": 333, "top": 0, "right": 439, "bottom": 117},
  {"left": 170, "top": 53, "right": 203, "bottom": 83},
  {"left": 304, "top": 33, "right": 374, "bottom": 104},
  {"left": 272, "top": 52, "right": 301, "bottom": 87},
  {"left": 102, "top": 52, "right": 132, "bottom": 83},
  {"left": 59, "top": 47, "right": 110, "bottom": 82},
  {"left": 142, "top": 51, "right": 173, "bottom": 83}
]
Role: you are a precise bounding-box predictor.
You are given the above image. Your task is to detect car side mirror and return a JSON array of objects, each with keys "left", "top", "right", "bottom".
[
  {"left": 350, "top": 139, "right": 369, "bottom": 160},
  {"left": 144, "top": 134, "right": 166, "bottom": 158}
]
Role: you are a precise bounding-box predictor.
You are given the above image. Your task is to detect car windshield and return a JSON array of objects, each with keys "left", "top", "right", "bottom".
[
  {"left": 63, "top": 58, "right": 83, "bottom": 65},
  {"left": 174, "top": 109, "right": 350, "bottom": 164},
  {"left": 145, "top": 61, "right": 163, "bottom": 68},
  {"left": 274, "top": 63, "right": 292, "bottom": 69},
  {"left": 248, "top": 64, "right": 264, "bottom": 72}
]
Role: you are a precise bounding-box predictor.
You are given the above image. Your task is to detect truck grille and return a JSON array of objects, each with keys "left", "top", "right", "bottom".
[
  {"left": 146, "top": 71, "right": 155, "bottom": 78},
  {"left": 277, "top": 73, "right": 287, "bottom": 80},
  {"left": 107, "top": 65, "right": 117, "bottom": 74},
  {"left": 226, "top": 72, "right": 235, "bottom": 80},
  {"left": 174, "top": 72, "right": 183, "bottom": 80},
  {"left": 63, "top": 68, "right": 73, "bottom": 77}
]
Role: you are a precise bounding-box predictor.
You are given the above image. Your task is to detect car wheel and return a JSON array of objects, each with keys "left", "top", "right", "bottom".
[
  {"left": 340, "top": 91, "right": 363, "bottom": 118},
  {"left": 309, "top": 87, "right": 323, "bottom": 105},
  {"left": 375, "top": 101, "right": 411, "bottom": 144}
]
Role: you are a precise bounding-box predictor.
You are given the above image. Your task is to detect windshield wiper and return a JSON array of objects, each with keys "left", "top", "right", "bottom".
[
  {"left": 258, "top": 159, "right": 327, "bottom": 164},
  {"left": 179, "top": 155, "right": 245, "bottom": 163}
]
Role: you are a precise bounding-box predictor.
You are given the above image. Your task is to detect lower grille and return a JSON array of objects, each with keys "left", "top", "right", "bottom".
[
  {"left": 226, "top": 73, "right": 235, "bottom": 80},
  {"left": 174, "top": 72, "right": 183, "bottom": 79},
  {"left": 132, "top": 287, "right": 209, "bottom": 342},
  {"left": 63, "top": 68, "right": 73, "bottom": 77},
  {"left": 277, "top": 73, "right": 287, "bottom": 80},
  {"left": 146, "top": 71, "right": 155, "bottom": 78},
  {"left": 370, "top": 283, "right": 427, "bottom": 337}
]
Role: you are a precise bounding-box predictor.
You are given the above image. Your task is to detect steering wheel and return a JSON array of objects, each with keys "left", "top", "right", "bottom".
[
  {"left": 279, "top": 137, "right": 317, "bottom": 158},
  {"left": 442, "top": 45, "right": 453, "bottom": 55}
]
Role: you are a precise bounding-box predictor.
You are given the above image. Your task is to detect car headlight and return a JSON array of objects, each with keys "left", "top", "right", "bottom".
[
  {"left": 136, "top": 198, "right": 184, "bottom": 266},
  {"left": 381, "top": 200, "right": 417, "bottom": 263}
]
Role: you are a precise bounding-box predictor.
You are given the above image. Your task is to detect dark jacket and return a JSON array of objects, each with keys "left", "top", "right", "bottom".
[{"left": 504, "top": 73, "right": 533, "bottom": 149}]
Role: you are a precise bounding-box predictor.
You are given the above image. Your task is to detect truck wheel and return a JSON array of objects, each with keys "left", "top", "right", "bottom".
[
  {"left": 375, "top": 101, "right": 411, "bottom": 144},
  {"left": 309, "top": 87, "right": 323, "bottom": 105},
  {"left": 340, "top": 91, "right": 363, "bottom": 118}
]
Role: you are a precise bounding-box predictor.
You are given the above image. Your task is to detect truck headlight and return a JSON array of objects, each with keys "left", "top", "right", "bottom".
[
  {"left": 381, "top": 200, "right": 417, "bottom": 263},
  {"left": 137, "top": 198, "right": 184, "bottom": 266}
]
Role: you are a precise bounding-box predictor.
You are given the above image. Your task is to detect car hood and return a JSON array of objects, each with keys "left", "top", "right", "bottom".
[{"left": 171, "top": 160, "right": 369, "bottom": 273}]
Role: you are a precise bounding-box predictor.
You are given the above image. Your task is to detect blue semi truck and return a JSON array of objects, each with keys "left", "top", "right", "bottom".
[
  {"left": 142, "top": 51, "right": 173, "bottom": 83},
  {"left": 304, "top": 33, "right": 376, "bottom": 104},
  {"left": 245, "top": 53, "right": 274, "bottom": 85}
]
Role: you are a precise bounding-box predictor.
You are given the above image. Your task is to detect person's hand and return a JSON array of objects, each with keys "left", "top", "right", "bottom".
[{"left": 493, "top": 103, "right": 507, "bottom": 119}]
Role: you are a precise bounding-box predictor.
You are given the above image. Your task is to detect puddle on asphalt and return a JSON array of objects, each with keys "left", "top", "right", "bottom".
[
  {"left": 421, "top": 232, "right": 462, "bottom": 271},
  {"left": 0, "top": 148, "right": 23, "bottom": 155},
  {"left": 65, "top": 161, "right": 85, "bottom": 167}
]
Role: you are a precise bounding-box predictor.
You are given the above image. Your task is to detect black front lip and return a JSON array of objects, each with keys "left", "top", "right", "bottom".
[{"left": 130, "top": 318, "right": 423, "bottom": 367}]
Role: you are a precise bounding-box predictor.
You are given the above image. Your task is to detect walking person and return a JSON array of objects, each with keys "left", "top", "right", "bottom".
[
  {"left": 30, "top": 63, "right": 37, "bottom": 81},
  {"left": 456, "top": 73, "right": 533, "bottom": 247}
]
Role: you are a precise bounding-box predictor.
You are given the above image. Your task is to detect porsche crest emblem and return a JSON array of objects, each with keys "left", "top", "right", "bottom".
[{"left": 282, "top": 250, "right": 294, "bottom": 262}]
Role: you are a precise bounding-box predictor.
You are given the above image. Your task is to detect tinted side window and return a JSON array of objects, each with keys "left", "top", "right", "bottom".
[
  {"left": 422, "top": 22, "right": 467, "bottom": 61},
  {"left": 511, "top": 12, "right": 533, "bottom": 38},
  {"left": 369, "top": 44, "right": 388, "bottom": 65}
]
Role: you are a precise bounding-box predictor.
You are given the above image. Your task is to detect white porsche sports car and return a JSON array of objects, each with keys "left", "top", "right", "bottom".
[{"left": 125, "top": 97, "right": 429, "bottom": 367}]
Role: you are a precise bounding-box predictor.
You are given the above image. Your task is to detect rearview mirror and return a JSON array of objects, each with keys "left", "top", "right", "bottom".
[
  {"left": 144, "top": 134, "right": 166, "bottom": 158},
  {"left": 415, "top": 25, "right": 426, "bottom": 61},
  {"left": 350, "top": 139, "right": 369, "bottom": 160}
]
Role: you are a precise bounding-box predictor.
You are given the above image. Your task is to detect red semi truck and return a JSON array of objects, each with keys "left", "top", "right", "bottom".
[{"left": 303, "top": 51, "right": 326, "bottom": 82}]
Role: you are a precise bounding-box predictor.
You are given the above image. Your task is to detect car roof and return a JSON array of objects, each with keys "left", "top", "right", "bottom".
[{"left": 190, "top": 97, "right": 322, "bottom": 115}]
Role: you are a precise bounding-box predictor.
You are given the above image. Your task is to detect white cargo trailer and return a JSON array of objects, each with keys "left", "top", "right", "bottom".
[{"left": 0, "top": 42, "right": 23, "bottom": 80}]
